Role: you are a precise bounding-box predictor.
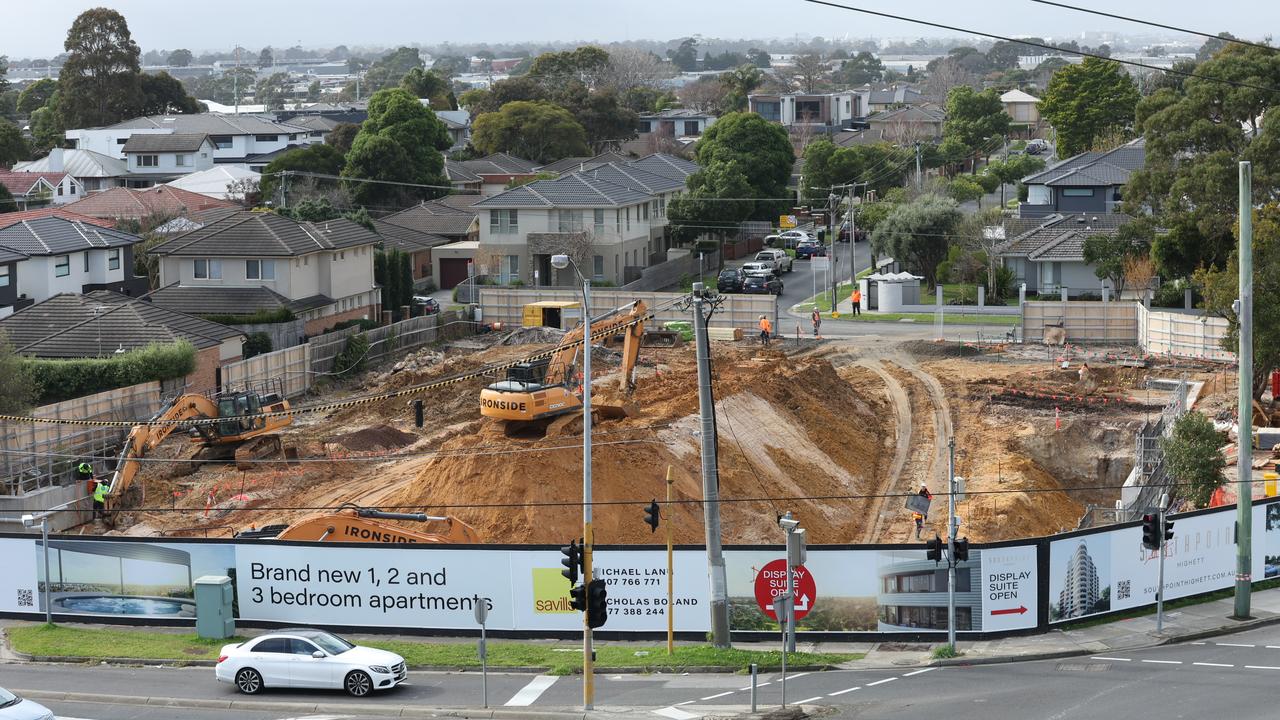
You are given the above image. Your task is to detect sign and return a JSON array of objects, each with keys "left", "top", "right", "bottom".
[
  {"left": 474, "top": 593, "right": 489, "bottom": 624},
  {"left": 754, "top": 559, "right": 816, "bottom": 621},
  {"left": 779, "top": 215, "right": 798, "bottom": 229},
  {"left": 980, "top": 545, "right": 1037, "bottom": 632},
  {"left": 812, "top": 256, "right": 830, "bottom": 271}
]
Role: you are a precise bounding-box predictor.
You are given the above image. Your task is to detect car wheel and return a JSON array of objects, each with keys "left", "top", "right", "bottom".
[
  {"left": 235, "top": 668, "right": 264, "bottom": 695},
  {"left": 346, "top": 670, "right": 373, "bottom": 697}
]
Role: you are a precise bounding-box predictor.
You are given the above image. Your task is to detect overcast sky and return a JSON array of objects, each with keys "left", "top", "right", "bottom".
[{"left": 3, "top": 1, "right": 1274, "bottom": 58}]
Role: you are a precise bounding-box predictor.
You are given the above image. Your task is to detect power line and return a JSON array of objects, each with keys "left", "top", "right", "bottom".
[
  {"left": 1029, "top": 1, "right": 1275, "bottom": 53},
  {"left": 264, "top": 170, "right": 466, "bottom": 192},
  {"left": 801, "top": 0, "right": 1280, "bottom": 93}
]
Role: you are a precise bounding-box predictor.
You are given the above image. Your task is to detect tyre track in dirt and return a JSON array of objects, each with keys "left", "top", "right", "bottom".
[{"left": 856, "top": 360, "right": 913, "bottom": 543}]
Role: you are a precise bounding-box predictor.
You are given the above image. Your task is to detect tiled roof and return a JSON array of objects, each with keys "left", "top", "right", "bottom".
[
  {"left": 148, "top": 285, "right": 333, "bottom": 316},
  {"left": 240, "top": 144, "right": 311, "bottom": 164},
  {"left": 101, "top": 114, "right": 307, "bottom": 136},
  {"left": 458, "top": 152, "right": 538, "bottom": 176},
  {"left": 0, "top": 292, "right": 235, "bottom": 357},
  {"left": 0, "top": 208, "right": 115, "bottom": 231},
  {"left": 1043, "top": 162, "right": 1132, "bottom": 187},
  {"left": 62, "top": 186, "right": 238, "bottom": 220},
  {"left": 0, "top": 170, "right": 61, "bottom": 196},
  {"left": 379, "top": 200, "right": 478, "bottom": 237},
  {"left": 14, "top": 149, "right": 130, "bottom": 179},
  {"left": 444, "top": 159, "right": 482, "bottom": 184},
  {"left": 148, "top": 211, "right": 378, "bottom": 257},
  {"left": 1024, "top": 137, "right": 1146, "bottom": 185},
  {"left": 473, "top": 173, "right": 652, "bottom": 209},
  {"left": 1027, "top": 231, "right": 1087, "bottom": 261},
  {"left": 121, "top": 133, "right": 210, "bottom": 153},
  {"left": 0, "top": 217, "right": 140, "bottom": 256},
  {"left": 626, "top": 153, "right": 698, "bottom": 181},
  {"left": 638, "top": 109, "right": 713, "bottom": 119},
  {"left": 999, "top": 212, "right": 1133, "bottom": 257},
  {"left": 432, "top": 194, "right": 484, "bottom": 211},
  {"left": 581, "top": 163, "right": 685, "bottom": 194},
  {"left": 372, "top": 220, "right": 452, "bottom": 252},
  {"left": 537, "top": 152, "right": 632, "bottom": 175},
  {"left": 867, "top": 103, "right": 946, "bottom": 124},
  {"left": 287, "top": 115, "right": 341, "bottom": 132}
]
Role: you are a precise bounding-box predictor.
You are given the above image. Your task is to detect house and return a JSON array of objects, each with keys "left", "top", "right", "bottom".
[
  {"left": 285, "top": 114, "right": 342, "bottom": 141},
  {"left": 12, "top": 148, "right": 133, "bottom": 192},
  {"left": 165, "top": 166, "right": 261, "bottom": 200},
  {"left": 435, "top": 110, "right": 471, "bottom": 150},
  {"left": 443, "top": 160, "right": 483, "bottom": 194},
  {"left": 455, "top": 153, "right": 540, "bottom": 195},
  {"left": 0, "top": 216, "right": 148, "bottom": 317},
  {"left": 627, "top": 153, "right": 699, "bottom": 182},
  {"left": 1001, "top": 89, "right": 1043, "bottom": 138},
  {"left": 377, "top": 197, "right": 482, "bottom": 289},
  {"left": 120, "top": 133, "right": 217, "bottom": 182},
  {"left": 372, "top": 221, "right": 452, "bottom": 285},
  {"left": 0, "top": 170, "right": 83, "bottom": 210},
  {"left": 62, "top": 186, "right": 239, "bottom": 224},
  {"left": 471, "top": 168, "right": 679, "bottom": 288},
  {"left": 146, "top": 211, "right": 380, "bottom": 335},
  {"left": 996, "top": 212, "right": 1133, "bottom": 297},
  {"left": 537, "top": 152, "right": 633, "bottom": 176},
  {"left": 749, "top": 91, "right": 862, "bottom": 129},
  {"left": 0, "top": 291, "right": 245, "bottom": 392},
  {"left": 854, "top": 84, "right": 926, "bottom": 115},
  {"left": 1019, "top": 138, "right": 1146, "bottom": 218},
  {"left": 863, "top": 103, "right": 946, "bottom": 144},
  {"left": 65, "top": 114, "right": 314, "bottom": 171},
  {"left": 637, "top": 109, "right": 716, "bottom": 138}
]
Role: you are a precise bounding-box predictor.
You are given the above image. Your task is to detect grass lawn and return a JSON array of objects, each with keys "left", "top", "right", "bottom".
[
  {"left": 920, "top": 284, "right": 1019, "bottom": 307},
  {"left": 6, "top": 624, "right": 860, "bottom": 674},
  {"left": 833, "top": 312, "right": 1021, "bottom": 326}
]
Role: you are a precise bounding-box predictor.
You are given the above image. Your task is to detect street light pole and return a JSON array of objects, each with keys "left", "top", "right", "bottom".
[
  {"left": 1235, "top": 161, "right": 1253, "bottom": 619},
  {"left": 947, "top": 437, "right": 957, "bottom": 651}
]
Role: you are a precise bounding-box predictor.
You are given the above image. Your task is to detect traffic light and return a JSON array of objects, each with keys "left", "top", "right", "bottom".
[
  {"left": 560, "top": 540, "right": 581, "bottom": 585},
  {"left": 926, "top": 534, "right": 943, "bottom": 562},
  {"left": 1164, "top": 518, "right": 1175, "bottom": 544},
  {"left": 1142, "top": 514, "right": 1160, "bottom": 550},
  {"left": 586, "top": 578, "right": 609, "bottom": 629},
  {"left": 569, "top": 582, "right": 588, "bottom": 612},
  {"left": 953, "top": 537, "right": 970, "bottom": 562},
  {"left": 643, "top": 500, "right": 660, "bottom": 533}
]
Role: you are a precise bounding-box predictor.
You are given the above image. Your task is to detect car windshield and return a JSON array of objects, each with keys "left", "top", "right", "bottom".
[
  {"left": 304, "top": 632, "right": 355, "bottom": 655},
  {"left": 0, "top": 688, "right": 17, "bottom": 707},
  {"left": 745, "top": 277, "right": 764, "bottom": 285},
  {"left": 719, "top": 270, "right": 736, "bottom": 278}
]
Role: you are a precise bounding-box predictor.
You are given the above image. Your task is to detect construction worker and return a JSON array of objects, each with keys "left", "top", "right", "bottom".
[
  {"left": 811, "top": 309, "right": 822, "bottom": 337},
  {"left": 851, "top": 287, "right": 862, "bottom": 315},
  {"left": 912, "top": 512, "right": 924, "bottom": 540},
  {"left": 76, "top": 462, "right": 94, "bottom": 493},
  {"left": 758, "top": 314, "right": 772, "bottom": 347},
  {"left": 919, "top": 483, "right": 934, "bottom": 519},
  {"left": 92, "top": 476, "right": 110, "bottom": 521}
]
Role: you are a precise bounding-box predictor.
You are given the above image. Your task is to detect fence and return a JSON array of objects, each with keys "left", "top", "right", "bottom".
[
  {"left": 227, "top": 319, "right": 307, "bottom": 351},
  {"left": 1139, "top": 306, "right": 1234, "bottom": 362},
  {"left": 477, "top": 287, "right": 778, "bottom": 332},
  {"left": 307, "top": 325, "right": 362, "bottom": 376},
  {"left": 620, "top": 250, "right": 721, "bottom": 292},
  {"left": 1021, "top": 301, "right": 1234, "bottom": 362},
  {"left": 221, "top": 344, "right": 312, "bottom": 398}
]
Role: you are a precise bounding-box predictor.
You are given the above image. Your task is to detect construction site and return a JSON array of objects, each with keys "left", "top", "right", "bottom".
[{"left": 90, "top": 300, "right": 1244, "bottom": 547}]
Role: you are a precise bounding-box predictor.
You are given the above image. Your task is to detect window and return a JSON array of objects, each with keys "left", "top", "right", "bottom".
[
  {"left": 658, "top": 195, "right": 666, "bottom": 218},
  {"left": 108, "top": 248, "right": 120, "bottom": 271},
  {"left": 593, "top": 255, "right": 604, "bottom": 280},
  {"left": 0, "top": 265, "right": 9, "bottom": 287},
  {"left": 54, "top": 255, "right": 70, "bottom": 277},
  {"left": 246, "top": 259, "right": 275, "bottom": 280},
  {"left": 626, "top": 207, "right": 631, "bottom": 231},
  {"left": 639, "top": 120, "right": 651, "bottom": 133},
  {"left": 684, "top": 120, "right": 700, "bottom": 136},
  {"left": 136, "top": 154, "right": 159, "bottom": 167},
  {"left": 506, "top": 254, "right": 520, "bottom": 282},
  {"left": 255, "top": 134, "right": 279, "bottom": 142},
  {"left": 556, "top": 210, "right": 583, "bottom": 233},
  {"left": 642, "top": 203, "right": 650, "bottom": 221},
  {"left": 615, "top": 209, "right": 622, "bottom": 233},
  {"left": 250, "top": 638, "right": 290, "bottom": 654},
  {"left": 489, "top": 209, "right": 518, "bottom": 234},
  {"left": 193, "top": 258, "right": 222, "bottom": 279},
  {"left": 57, "top": 184, "right": 63, "bottom": 196},
  {"left": 211, "top": 135, "right": 233, "bottom": 150},
  {"left": 593, "top": 209, "right": 606, "bottom": 234},
  {"left": 288, "top": 639, "right": 321, "bottom": 656},
  {"left": 116, "top": 138, "right": 128, "bottom": 145},
  {"left": 1061, "top": 188, "right": 1094, "bottom": 197},
  {"left": 70, "top": 183, "right": 76, "bottom": 195},
  {"left": 176, "top": 154, "right": 191, "bottom": 167},
  {"left": 83, "top": 252, "right": 89, "bottom": 272}
]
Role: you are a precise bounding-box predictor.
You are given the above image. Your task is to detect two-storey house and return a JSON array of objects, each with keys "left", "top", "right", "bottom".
[
  {"left": 1019, "top": 138, "right": 1146, "bottom": 219},
  {"left": 749, "top": 91, "right": 863, "bottom": 129},
  {"left": 120, "top": 134, "right": 216, "bottom": 182},
  {"left": 12, "top": 148, "right": 133, "bottom": 192},
  {"left": 65, "top": 114, "right": 313, "bottom": 173},
  {"left": 146, "top": 211, "right": 380, "bottom": 335},
  {"left": 0, "top": 170, "right": 83, "bottom": 210}
]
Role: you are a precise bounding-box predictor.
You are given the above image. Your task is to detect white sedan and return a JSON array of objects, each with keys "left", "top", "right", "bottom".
[
  {"left": 216, "top": 629, "right": 407, "bottom": 697},
  {"left": 0, "top": 688, "right": 53, "bottom": 720}
]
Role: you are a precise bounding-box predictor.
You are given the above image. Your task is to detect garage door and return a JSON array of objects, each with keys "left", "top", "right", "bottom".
[{"left": 439, "top": 258, "right": 471, "bottom": 289}]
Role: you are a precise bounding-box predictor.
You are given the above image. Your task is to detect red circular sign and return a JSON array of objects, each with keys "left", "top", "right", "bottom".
[{"left": 753, "top": 559, "right": 817, "bottom": 621}]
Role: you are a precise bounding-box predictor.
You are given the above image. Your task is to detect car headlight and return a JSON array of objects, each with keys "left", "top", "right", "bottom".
[{"left": 369, "top": 665, "right": 390, "bottom": 674}]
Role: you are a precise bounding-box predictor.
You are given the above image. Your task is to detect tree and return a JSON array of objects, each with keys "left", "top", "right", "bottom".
[
  {"left": 1197, "top": 32, "right": 1238, "bottom": 62},
  {"left": 1081, "top": 219, "right": 1154, "bottom": 299},
  {"left": 943, "top": 86, "right": 1010, "bottom": 165},
  {"left": 28, "top": 91, "right": 65, "bottom": 155},
  {"left": 139, "top": 71, "right": 202, "bottom": 115},
  {"left": 343, "top": 87, "right": 450, "bottom": 207},
  {"left": 167, "top": 48, "right": 192, "bottom": 67},
  {"left": 668, "top": 38, "right": 698, "bottom": 72},
  {"left": 471, "top": 100, "right": 589, "bottom": 164},
  {"left": 792, "top": 53, "right": 829, "bottom": 93},
  {"left": 947, "top": 176, "right": 984, "bottom": 205},
  {"left": 598, "top": 47, "right": 671, "bottom": 94},
  {"left": 0, "top": 332, "right": 38, "bottom": 414},
  {"left": 986, "top": 41, "right": 1025, "bottom": 70},
  {"left": 306, "top": 80, "right": 321, "bottom": 102},
  {"left": 692, "top": 112, "right": 793, "bottom": 216},
  {"left": 457, "top": 76, "right": 546, "bottom": 115},
  {"left": 16, "top": 78, "right": 56, "bottom": 115},
  {"left": 58, "top": 8, "right": 144, "bottom": 129},
  {"left": 260, "top": 143, "right": 347, "bottom": 203},
  {"left": 258, "top": 47, "right": 273, "bottom": 68},
  {"left": 358, "top": 46, "right": 425, "bottom": 94},
  {"left": 0, "top": 120, "right": 27, "bottom": 166},
  {"left": 676, "top": 77, "right": 727, "bottom": 114},
  {"left": 801, "top": 137, "right": 910, "bottom": 201},
  {"left": 834, "top": 51, "right": 883, "bottom": 86},
  {"left": 666, "top": 160, "right": 756, "bottom": 244},
  {"left": 0, "top": 183, "right": 16, "bottom": 214},
  {"left": 1039, "top": 57, "right": 1139, "bottom": 157},
  {"left": 718, "top": 65, "right": 763, "bottom": 113},
  {"left": 325, "top": 122, "right": 360, "bottom": 154},
  {"left": 254, "top": 72, "right": 291, "bottom": 110},
  {"left": 555, "top": 84, "right": 636, "bottom": 148},
  {"left": 746, "top": 48, "right": 772, "bottom": 68},
  {"left": 1161, "top": 412, "right": 1226, "bottom": 508},
  {"left": 400, "top": 67, "right": 457, "bottom": 110},
  {"left": 871, "top": 194, "right": 963, "bottom": 287}
]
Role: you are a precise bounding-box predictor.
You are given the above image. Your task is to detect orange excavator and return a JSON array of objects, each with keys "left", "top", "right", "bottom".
[
  {"left": 235, "top": 504, "right": 481, "bottom": 544},
  {"left": 105, "top": 387, "right": 293, "bottom": 511},
  {"left": 479, "top": 299, "right": 647, "bottom": 434}
]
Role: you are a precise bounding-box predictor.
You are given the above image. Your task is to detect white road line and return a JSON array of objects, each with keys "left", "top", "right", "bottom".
[
  {"left": 789, "top": 672, "right": 811, "bottom": 679},
  {"left": 1141, "top": 659, "right": 1182, "bottom": 665},
  {"left": 795, "top": 696, "right": 825, "bottom": 704},
  {"left": 1191, "top": 641, "right": 1207, "bottom": 645},
  {"left": 1244, "top": 665, "right": 1280, "bottom": 670},
  {"left": 757, "top": 681, "right": 773, "bottom": 687},
  {"left": 676, "top": 700, "right": 696, "bottom": 706},
  {"left": 1193, "top": 662, "right": 1234, "bottom": 668},
  {"left": 903, "top": 668, "right": 936, "bottom": 677},
  {"left": 1217, "top": 642, "right": 1256, "bottom": 648},
  {"left": 654, "top": 707, "right": 699, "bottom": 720},
  {"left": 1266, "top": 645, "right": 1280, "bottom": 649},
  {"left": 867, "top": 677, "right": 898, "bottom": 687},
  {"left": 504, "top": 675, "right": 558, "bottom": 706},
  {"left": 829, "top": 686, "right": 861, "bottom": 696},
  {"left": 1091, "top": 656, "right": 1132, "bottom": 662},
  {"left": 701, "top": 691, "right": 734, "bottom": 700}
]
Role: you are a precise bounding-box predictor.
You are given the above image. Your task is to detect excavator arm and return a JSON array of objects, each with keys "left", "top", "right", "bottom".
[
  {"left": 544, "top": 300, "right": 648, "bottom": 388},
  {"left": 106, "top": 394, "right": 220, "bottom": 509}
]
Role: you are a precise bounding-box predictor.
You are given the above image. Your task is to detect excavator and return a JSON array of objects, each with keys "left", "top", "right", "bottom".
[
  {"left": 104, "top": 386, "right": 294, "bottom": 511},
  {"left": 479, "top": 299, "right": 648, "bottom": 435},
  {"left": 234, "top": 504, "right": 481, "bottom": 544}
]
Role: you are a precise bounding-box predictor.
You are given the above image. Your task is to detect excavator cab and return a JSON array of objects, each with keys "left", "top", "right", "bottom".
[
  {"left": 489, "top": 358, "right": 555, "bottom": 394},
  {"left": 216, "top": 391, "right": 264, "bottom": 438}
]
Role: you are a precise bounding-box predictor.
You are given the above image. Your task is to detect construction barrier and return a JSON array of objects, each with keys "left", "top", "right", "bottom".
[
  {"left": 1022, "top": 301, "right": 1234, "bottom": 363},
  {"left": 477, "top": 288, "right": 778, "bottom": 333}
]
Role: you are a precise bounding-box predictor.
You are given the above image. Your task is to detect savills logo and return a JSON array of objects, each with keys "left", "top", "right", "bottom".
[{"left": 531, "top": 568, "right": 575, "bottom": 614}]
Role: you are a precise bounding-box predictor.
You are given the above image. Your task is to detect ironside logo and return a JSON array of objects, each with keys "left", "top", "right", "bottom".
[{"left": 482, "top": 398, "right": 528, "bottom": 412}]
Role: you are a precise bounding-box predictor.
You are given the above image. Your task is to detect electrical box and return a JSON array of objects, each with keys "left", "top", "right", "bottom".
[{"left": 193, "top": 575, "right": 234, "bottom": 640}]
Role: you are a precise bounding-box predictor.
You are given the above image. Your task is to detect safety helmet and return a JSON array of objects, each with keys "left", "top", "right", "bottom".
[{"left": 77, "top": 462, "right": 92, "bottom": 474}]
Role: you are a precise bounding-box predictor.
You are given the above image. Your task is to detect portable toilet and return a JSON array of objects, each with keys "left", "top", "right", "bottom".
[{"left": 193, "top": 575, "right": 235, "bottom": 640}]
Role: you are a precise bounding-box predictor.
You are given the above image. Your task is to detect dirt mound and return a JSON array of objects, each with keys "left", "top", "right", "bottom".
[
  {"left": 331, "top": 424, "right": 419, "bottom": 452},
  {"left": 499, "top": 326, "right": 566, "bottom": 345}
]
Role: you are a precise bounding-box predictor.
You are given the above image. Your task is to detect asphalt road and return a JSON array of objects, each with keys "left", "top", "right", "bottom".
[{"left": 15, "top": 625, "right": 1280, "bottom": 719}]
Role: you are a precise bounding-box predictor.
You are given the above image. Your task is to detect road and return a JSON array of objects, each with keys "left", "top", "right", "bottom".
[{"left": 14, "top": 625, "right": 1280, "bottom": 719}]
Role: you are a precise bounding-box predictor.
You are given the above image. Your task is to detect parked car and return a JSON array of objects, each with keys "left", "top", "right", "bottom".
[
  {"left": 0, "top": 688, "right": 53, "bottom": 720},
  {"left": 779, "top": 230, "right": 814, "bottom": 246},
  {"left": 754, "top": 249, "right": 794, "bottom": 274},
  {"left": 764, "top": 234, "right": 781, "bottom": 248},
  {"left": 217, "top": 629, "right": 407, "bottom": 697},
  {"left": 837, "top": 221, "right": 866, "bottom": 243},
  {"left": 742, "top": 272, "right": 783, "bottom": 295},
  {"left": 1026, "top": 139, "right": 1049, "bottom": 155},
  {"left": 794, "top": 242, "right": 828, "bottom": 259},
  {"left": 740, "top": 261, "right": 774, "bottom": 276},
  {"left": 717, "top": 267, "right": 745, "bottom": 293},
  {"left": 411, "top": 295, "right": 440, "bottom": 315}
]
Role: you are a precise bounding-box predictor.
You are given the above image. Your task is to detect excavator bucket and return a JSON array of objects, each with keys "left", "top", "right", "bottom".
[{"left": 641, "top": 330, "right": 681, "bottom": 348}]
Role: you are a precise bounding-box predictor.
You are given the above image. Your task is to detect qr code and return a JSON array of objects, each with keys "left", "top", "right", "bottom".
[
  {"left": 1116, "top": 580, "right": 1131, "bottom": 601},
  {"left": 16, "top": 588, "right": 33, "bottom": 608}
]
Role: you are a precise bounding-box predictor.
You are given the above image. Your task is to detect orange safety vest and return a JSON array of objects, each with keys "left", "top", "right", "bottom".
[
  {"left": 759, "top": 318, "right": 772, "bottom": 333},
  {"left": 852, "top": 290, "right": 862, "bottom": 302}
]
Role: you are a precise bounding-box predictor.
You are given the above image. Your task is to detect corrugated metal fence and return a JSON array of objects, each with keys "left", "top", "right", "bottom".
[{"left": 477, "top": 288, "right": 778, "bottom": 331}]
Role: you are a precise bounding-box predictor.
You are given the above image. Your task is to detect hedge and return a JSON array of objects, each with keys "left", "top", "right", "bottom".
[
  {"left": 333, "top": 334, "right": 369, "bottom": 376},
  {"left": 200, "top": 308, "right": 296, "bottom": 325},
  {"left": 24, "top": 341, "right": 197, "bottom": 405}
]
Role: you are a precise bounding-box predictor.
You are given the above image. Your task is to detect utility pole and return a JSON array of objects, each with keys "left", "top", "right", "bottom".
[
  {"left": 581, "top": 271, "right": 595, "bottom": 709},
  {"left": 947, "top": 437, "right": 958, "bottom": 651},
  {"left": 1235, "top": 160, "right": 1253, "bottom": 619},
  {"left": 915, "top": 141, "right": 923, "bottom": 190},
  {"left": 692, "top": 283, "right": 730, "bottom": 647},
  {"left": 828, "top": 193, "right": 838, "bottom": 307},
  {"left": 665, "top": 465, "right": 675, "bottom": 655}
]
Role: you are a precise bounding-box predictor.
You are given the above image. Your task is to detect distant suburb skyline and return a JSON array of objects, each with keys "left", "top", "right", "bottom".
[{"left": 2, "top": 0, "right": 1275, "bottom": 58}]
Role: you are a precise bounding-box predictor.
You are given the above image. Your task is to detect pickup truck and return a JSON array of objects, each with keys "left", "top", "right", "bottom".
[{"left": 754, "top": 249, "right": 793, "bottom": 274}]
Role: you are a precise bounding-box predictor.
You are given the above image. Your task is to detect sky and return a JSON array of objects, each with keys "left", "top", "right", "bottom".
[{"left": 2, "top": 1, "right": 1276, "bottom": 58}]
